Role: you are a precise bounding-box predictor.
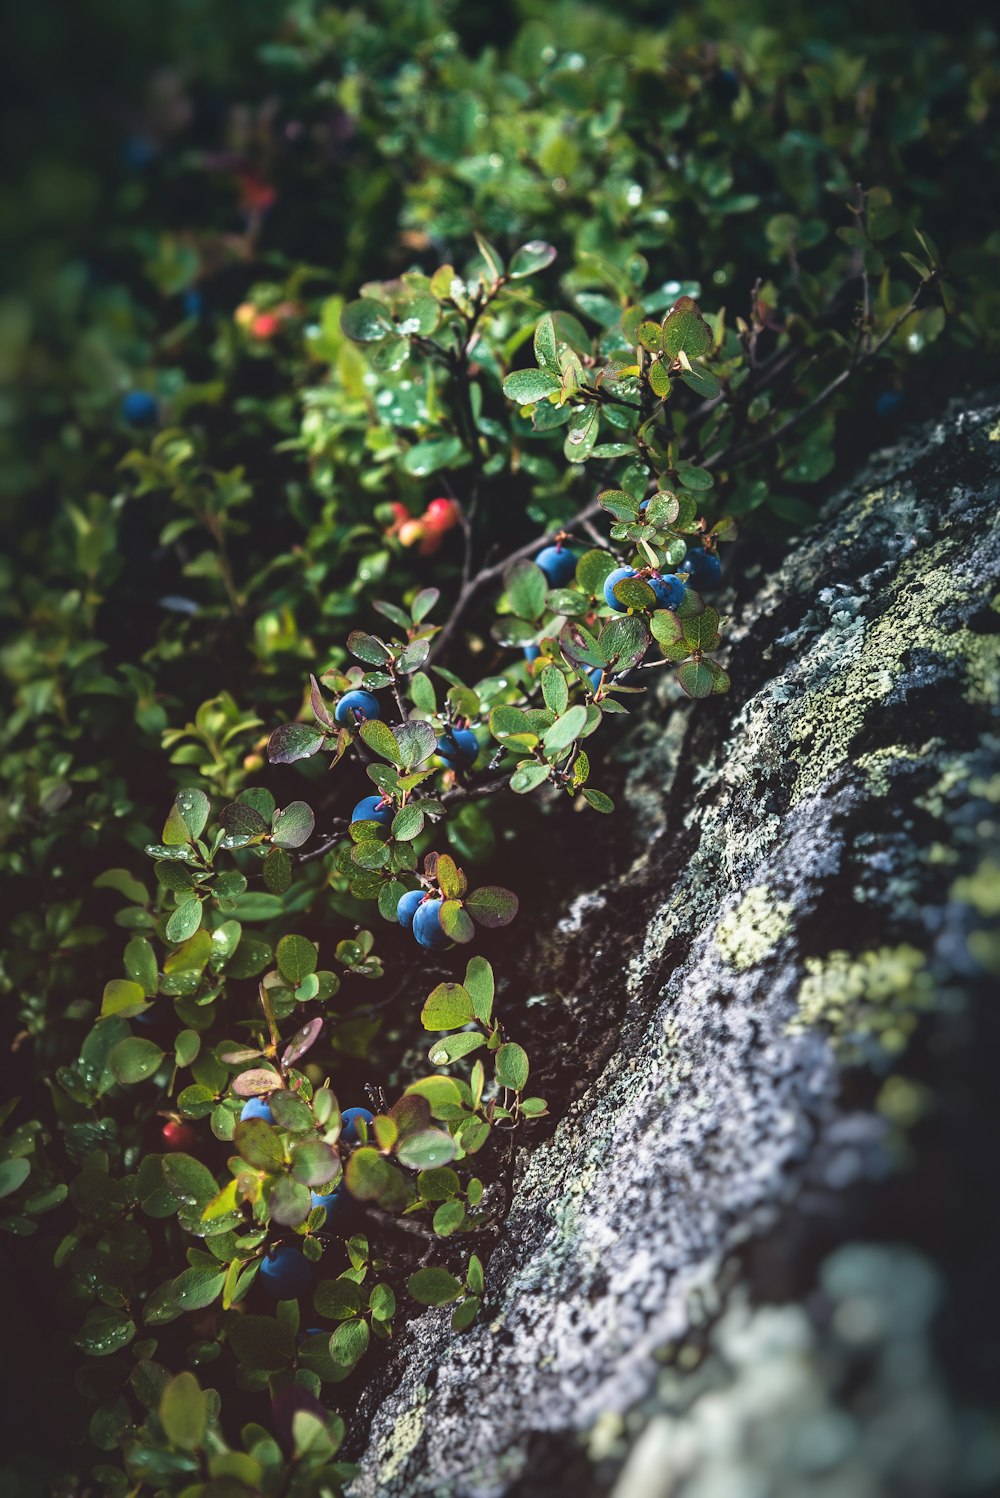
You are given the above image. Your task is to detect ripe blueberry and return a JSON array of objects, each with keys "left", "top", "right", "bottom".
[
  {"left": 341, "top": 1107, "right": 375, "bottom": 1144},
  {"left": 683, "top": 549, "right": 722, "bottom": 591},
  {"left": 351, "top": 795, "right": 392, "bottom": 826},
  {"left": 436, "top": 728, "right": 478, "bottom": 767},
  {"left": 240, "top": 1096, "right": 274, "bottom": 1124},
  {"left": 535, "top": 546, "right": 577, "bottom": 587},
  {"left": 259, "top": 1245, "right": 311, "bottom": 1299},
  {"left": 310, "top": 1187, "right": 346, "bottom": 1225},
  {"left": 334, "top": 690, "right": 380, "bottom": 726},
  {"left": 648, "top": 573, "right": 685, "bottom": 610},
  {"left": 876, "top": 390, "right": 904, "bottom": 419},
  {"left": 121, "top": 391, "right": 158, "bottom": 426},
  {"left": 603, "top": 566, "right": 637, "bottom": 611},
  {"left": 523, "top": 644, "right": 541, "bottom": 664},
  {"left": 413, "top": 898, "right": 450, "bottom": 949},
  {"left": 397, "top": 889, "right": 425, "bottom": 928},
  {"left": 588, "top": 667, "right": 603, "bottom": 691}
]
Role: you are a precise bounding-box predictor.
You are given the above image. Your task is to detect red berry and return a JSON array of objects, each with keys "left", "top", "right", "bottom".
[
  {"left": 398, "top": 519, "right": 426, "bottom": 548},
  {"left": 424, "top": 498, "right": 459, "bottom": 530},
  {"left": 251, "top": 313, "right": 279, "bottom": 339},
  {"left": 162, "top": 1121, "right": 197, "bottom": 1151}
]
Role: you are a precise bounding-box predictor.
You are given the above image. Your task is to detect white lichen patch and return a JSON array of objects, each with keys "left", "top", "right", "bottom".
[{"left": 714, "top": 886, "right": 794, "bottom": 972}]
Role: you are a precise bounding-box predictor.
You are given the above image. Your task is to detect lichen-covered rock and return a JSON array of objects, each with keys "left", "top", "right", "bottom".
[{"left": 346, "top": 403, "right": 1000, "bottom": 1497}]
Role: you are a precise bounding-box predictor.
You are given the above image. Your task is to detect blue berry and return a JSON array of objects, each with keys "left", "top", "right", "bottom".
[
  {"left": 310, "top": 1187, "right": 346, "bottom": 1225},
  {"left": 334, "top": 690, "right": 380, "bottom": 726},
  {"left": 341, "top": 1107, "right": 375, "bottom": 1144},
  {"left": 683, "top": 550, "right": 723, "bottom": 591},
  {"left": 240, "top": 1096, "right": 274, "bottom": 1124},
  {"left": 588, "top": 668, "right": 603, "bottom": 691},
  {"left": 351, "top": 795, "right": 392, "bottom": 826},
  {"left": 876, "top": 390, "right": 904, "bottom": 419},
  {"left": 523, "top": 645, "right": 541, "bottom": 664},
  {"left": 647, "top": 574, "right": 685, "bottom": 610},
  {"left": 121, "top": 391, "right": 158, "bottom": 426},
  {"left": 603, "top": 566, "right": 638, "bottom": 611},
  {"left": 436, "top": 728, "right": 478, "bottom": 767},
  {"left": 259, "top": 1246, "right": 311, "bottom": 1300},
  {"left": 535, "top": 546, "right": 577, "bottom": 587},
  {"left": 413, "top": 898, "right": 450, "bottom": 949},
  {"left": 397, "top": 889, "right": 425, "bottom": 928}
]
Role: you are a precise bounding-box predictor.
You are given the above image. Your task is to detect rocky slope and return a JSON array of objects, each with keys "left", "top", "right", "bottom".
[{"left": 347, "top": 401, "right": 1000, "bottom": 1497}]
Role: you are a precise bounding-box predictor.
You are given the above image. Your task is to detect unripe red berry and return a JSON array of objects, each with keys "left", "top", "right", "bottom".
[
  {"left": 398, "top": 519, "right": 426, "bottom": 548},
  {"left": 424, "top": 497, "right": 460, "bottom": 531},
  {"left": 162, "top": 1120, "right": 197, "bottom": 1151},
  {"left": 251, "top": 313, "right": 279, "bottom": 340}
]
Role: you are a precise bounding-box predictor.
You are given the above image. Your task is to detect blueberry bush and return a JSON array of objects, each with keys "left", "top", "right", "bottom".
[{"left": 1, "top": 0, "right": 997, "bottom": 1491}]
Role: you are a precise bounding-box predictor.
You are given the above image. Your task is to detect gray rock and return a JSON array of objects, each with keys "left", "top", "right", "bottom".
[{"left": 347, "top": 403, "right": 1000, "bottom": 1497}]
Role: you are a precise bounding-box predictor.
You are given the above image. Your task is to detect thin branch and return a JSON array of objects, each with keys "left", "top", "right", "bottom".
[{"left": 702, "top": 275, "right": 934, "bottom": 472}]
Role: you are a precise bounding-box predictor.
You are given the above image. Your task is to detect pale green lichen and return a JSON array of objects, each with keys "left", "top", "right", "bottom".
[
  {"left": 714, "top": 885, "right": 794, "bottom": 972},
  {"left": 788, "top": 945, "right": 933, "bottom": 1055},
  {"left": 950, "top": 857, "right": 1000, "bottom": 916},
  {"left": 855, "top": 742, "right": 941, "bottom": 797},
  {"left": 375, "top": 1383, "right": 428, "bottom": 1485}
]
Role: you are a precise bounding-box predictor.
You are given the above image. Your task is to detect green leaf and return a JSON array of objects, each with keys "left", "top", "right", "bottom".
[
  {"left": 540, "top": 665, "right": 569, "bottom": 717},
  {"left": 329, "top": 1319, "right": 370, "bottom": 1367},
  {"left": 597, "top": 489, "right": 638, "bottom": 521},
  {"left": 75, "top": 1307, "right": 135, "bottom": 1357},
  {"left": 509, "top": 240, "right": 557, "bottom": 278},
  {"left": 347, "top": 630, "right": 392, "bottom": 666},
  {"left": 269, "top": 1176, "right": 313, "bottom": 1227},
  {"left": 426, "top": 1032, "right": 486, "bottom": 1066},
  {"left": 95, "top": 868, "right": 149, "bottom": 904},
  {"left": 166, "top": 899, "right": 203, "bottom": 944},
  {"left": 408, "top": 1266, "right": 464, "bottom": 1306},
  {"left": 463, "top": 957, "right": 494, "bottom": 1025},
  {"left": 583, "top": 789, "right": 615, "bottom": 813},
  {"left": 421, "top": 983, "right": 475, "bottom": 1031},
  {"left": 0, "top": 1158, "right": 30, "bottom": 1199},
  {"left": 159, "top": 1371, "right": 207, "bottom": 1452},
  {"left": 276, "top": 934, "right": 318, "bottom": 985},
  {"left": 576, "top": 549, "right": 618, "bottom": 598},
  {"left": 396, "top": 1129, "right": 458, "bottom": 1171},
  {"left": 402, "top": 436, "right": 464, "bottom": 477},
  {"left": 391, "top": 805, "right": 424, "bottom": 841},
  {"left": 315, "top": 1278, "right": 364, "bottom": 1320},
  {"left": 502, "top": 369, "right": 561, "bottom": 405},
  {"left": 162, "top": 802, "right": 191, "bottom": 847},
  {"left": 359, "top": 718, "right": 401, "bottom": 764},
  {"left": 175, "top": 789, "right": 210, "bottom": 841},
  {"left": 674, "top": 461, "right": 714, "bottom": 492},
  {"left": 394, "top": 720, "right": 437, "bottom": 770},
  {"left": 268, "top": 723, "right": 326, "bottom": 765},
  {"left": 263, "top": 846, "right": 292, "bottom": 895},
  {"left": 345, "top": 1147, "right": 394, "bottom": 1202},
  {"left": 510, "top": 762, "right": 551, "bottom": 794},
  {"left": 439, "top": 900, "right": 475, "bottom": 943},
  {"left": 229, "top": 1314, "right": 295, "bottom": 1371},
  {"left": 598, "top": 615, "right": 651, "bottom": 672},
  {"left": 679, "top": 364, "right": 720, "bottom": 399},
  {"left": 559, "top": 621, "right": 606, "bottom": 670},
  {"left": 676, "top": 660, "right": 716, "bottom": 698},
  {"left": 612, "top": 576, "right": 657, "bottom": 611},
  {"left": 495, "top": 1042, "right": 530, "bottom": 1092},
  {"left": 369, "top": 1283, "right": 396, "bottom": 1322},
  {"left": 451, "top": 1296, "right": 481, "bottom": 1331},
  {"left": 271, "top": 801, "right": 315, "bottom": 850},
  {"left": 661, "top": 296, "right": 712, "bottom": 358},
  {"left": 409, "top": 672, "right": 436, "bottom": 713},
  {"left": 432, "top": 1200, "right": 465, "bottom": 1236},
  {"left": 340, "top": 297, "right": 394, "bottom": 342},
  {"left": 162, "top": 1153, "right": 218, "bottom": 1207},
  {"left": 543, "top": 705, "right": 588, "bottom": 753},
  {"left": 290, "top": 1139, "right": 340, "bottom": 1189},
  {"left": 109, "top": 1037, "right": 164, "bottom": 1085},
  {"left": 464, "top": 886, "right": 518, "bottom": 929},
  {"left": 466, "top": 1254, "right": 485, "bottom": 1294},
  {"left": 505, "top": 559, "right": 548, "bottom": 621},
  {"left": 101, "top": 979, "right": 148, "bottom": 1019},
  {"left": 174, "top": 1029, "right": 200, "bottom": 1068}
]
